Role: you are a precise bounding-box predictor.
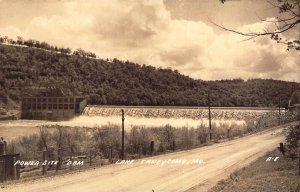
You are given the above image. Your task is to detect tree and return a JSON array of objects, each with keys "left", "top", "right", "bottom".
[
  {"left": 16, "top": 36, "right": 24, "bottom": 45},
  {"left": 73, "top": 48, "right": 87, "bottom": 57},
  {"left": 218, "top": 0, "right": 300, "bottom": 50},
  {"left": 286, "top": 123, "right": 300, "bottom": 151},
  {"left": 54, "top": 126, "right": 67, "bottom": 171}
]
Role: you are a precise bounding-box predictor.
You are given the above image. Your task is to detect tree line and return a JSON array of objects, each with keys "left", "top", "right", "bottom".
[{"left": 0, "top": 35, "right": 97, "bottom": 58}]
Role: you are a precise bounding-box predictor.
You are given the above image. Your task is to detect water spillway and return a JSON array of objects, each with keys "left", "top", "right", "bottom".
[
  {"left": 0, "top": 106, "right": 287, "bottom": 140},
  {"left": 23, "top": 105, "right": 278, "bottom": 129},
  {"left": 82, "top": 105, "right": 280, "bottom": 120}
]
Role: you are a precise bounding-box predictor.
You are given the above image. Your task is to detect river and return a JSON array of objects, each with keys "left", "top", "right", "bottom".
[{"left": 0, "top": 106, "right": 283, "bottom": 141}]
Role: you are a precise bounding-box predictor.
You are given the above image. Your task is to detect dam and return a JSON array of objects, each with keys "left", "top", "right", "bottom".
[
  {"left": 82, "top": 105, "right": 282, "bottom": 120},
  {"left": 75, "top": 105, "right": 285, "bottom": 128},
  {"left": 0, "top": 106, "right": 287, "bottom": 140}
]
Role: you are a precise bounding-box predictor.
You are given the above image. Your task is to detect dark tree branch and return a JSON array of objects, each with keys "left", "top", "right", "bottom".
[{"left": 209, "top": 17, "right": 300, "bottom": 38}]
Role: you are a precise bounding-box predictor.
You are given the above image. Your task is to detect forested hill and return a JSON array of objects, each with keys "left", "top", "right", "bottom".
[{"left": 0, "top": 44, "right": 299, "bottom": 108}]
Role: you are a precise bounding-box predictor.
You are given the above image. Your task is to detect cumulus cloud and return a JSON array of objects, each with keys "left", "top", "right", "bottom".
[{"left": 0, "top": 0, "right": 299, "bottom": 82}]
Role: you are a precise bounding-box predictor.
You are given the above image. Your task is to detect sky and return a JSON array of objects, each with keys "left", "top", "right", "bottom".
[{"left": 0, "top": 0, "right": 299, "bottom": 82}]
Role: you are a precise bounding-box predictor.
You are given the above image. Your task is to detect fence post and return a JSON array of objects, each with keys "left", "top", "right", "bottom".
[
  {"left": 298, "top": 146, "right": 300, "bottom": 192},
  {"left": 208, "top": 93, "right": 212, "bottom": 142},
  {"left": 150, "top": 141, "right": 154, "bottom": 156},
  {"left": 109, "top": 146, "right": 113, "bottom": 163},
  {"left": 56, "top": 148, "right": 61, "bottom": 172},
  {"left": 139, "top": 144, "right": 142, "bottom": 158},
  {"left": 278, "top": 143, "right": 285, "bottom": 156},
  {"left": 172, "top": 140, "right": 175, "bottom": 152},
  {"left": 0, "top": 160, "right": 4, "bottom": 182},
  {"left": 3, "top": 141, "right": 6, "bottom": 155},
  {"left": 69, "top": 151, "right": 73, "bottom": 170},
  {"left": 42, "top": 147, "right": 47, "bottom": 175},
  {"left": 12, "top": 157, "right": 17, "bottom": 180},
  {"left": 0, "top": 138, "right": 4, "bottom": 155},
  {"left": 298, "top": 143, "right": 300, "bottom": 176}
]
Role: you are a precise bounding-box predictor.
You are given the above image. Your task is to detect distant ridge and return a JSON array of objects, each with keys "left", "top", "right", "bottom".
[{"left": 0, "top": 42, "right": 299, "bottom": 108}]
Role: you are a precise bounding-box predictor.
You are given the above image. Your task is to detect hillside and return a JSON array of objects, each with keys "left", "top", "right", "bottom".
[{"left": 0, "top": 43, "right": 299, "bottom": 107}]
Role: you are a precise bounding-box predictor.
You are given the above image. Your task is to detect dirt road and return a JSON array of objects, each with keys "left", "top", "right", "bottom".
[{"left": 2, "top": 128, "right": 284, "bottom": 192}]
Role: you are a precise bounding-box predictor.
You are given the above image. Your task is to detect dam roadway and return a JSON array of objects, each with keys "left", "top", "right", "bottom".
[{"left": 3, "top": 127, "right": 284, "bottom": 192}]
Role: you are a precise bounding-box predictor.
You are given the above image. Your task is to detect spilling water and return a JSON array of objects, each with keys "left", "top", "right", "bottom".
[
  {"left": 77, "top": 105, "right": 282, "bottom": 128},
  {"left": 0, "top": 106, "right": 284, "bottom": 140}
]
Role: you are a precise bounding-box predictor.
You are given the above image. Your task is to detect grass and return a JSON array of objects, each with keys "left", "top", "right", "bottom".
[
  {"left": 2, "top": 117, "right": 296, "bottom": 182},
  {"left": 209, "top": 149, "right": 299, "bottom": 192}
]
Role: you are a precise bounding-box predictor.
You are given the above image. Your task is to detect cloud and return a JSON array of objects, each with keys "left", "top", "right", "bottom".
[{"left": 0, "top": 0, "right": 299, "bottom": 82}]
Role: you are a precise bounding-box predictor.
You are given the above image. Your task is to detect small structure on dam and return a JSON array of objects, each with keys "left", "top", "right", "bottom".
[
  {"left": 289, "top": 90, "right": 300, "bottom": 111},
  {"left": 21, "top": 87, "right": 87, "bottom": 120}
]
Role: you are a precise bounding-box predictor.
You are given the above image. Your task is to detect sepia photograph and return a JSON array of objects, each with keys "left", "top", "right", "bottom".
[{"left": 0, "top": 0, "right": 299, "bottom": 191}]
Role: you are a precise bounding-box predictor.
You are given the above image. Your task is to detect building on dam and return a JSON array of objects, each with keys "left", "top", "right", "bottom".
[{"left": 21, "top": 87, "right": 87, "bottom": 120}]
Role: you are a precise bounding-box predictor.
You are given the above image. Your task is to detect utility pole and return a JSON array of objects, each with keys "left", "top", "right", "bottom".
[
  {"left": 208, "top": 93, "right": 212, "bottom": 142},
  {"left": 121, "top": 109, "right": 125, "bottom": 160},
  {"left": 278, "top": 97, "right": 281, "bottom": 125},
  {"left": 296, "top": 4, "right": 300, "bottom": 191},
  {"left": 298, "top": 145, "right": 300, "bottom": 176}
]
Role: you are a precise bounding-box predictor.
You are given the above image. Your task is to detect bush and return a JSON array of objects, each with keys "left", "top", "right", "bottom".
[{"left": 286, "top": 123, "right": 300, "bottom": 152}]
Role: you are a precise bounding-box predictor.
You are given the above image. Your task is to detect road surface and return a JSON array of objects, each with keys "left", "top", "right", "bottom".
[{"left": 2, "top": 128, "right": 284, "bottom": 192}]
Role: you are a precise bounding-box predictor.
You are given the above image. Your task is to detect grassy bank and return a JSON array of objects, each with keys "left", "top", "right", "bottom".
[
  {"left": 209, "top": 149, "right": 298, "bottom": 192},
  {"left": 3, "top": 111, "right": 297, "bottom": 181}
]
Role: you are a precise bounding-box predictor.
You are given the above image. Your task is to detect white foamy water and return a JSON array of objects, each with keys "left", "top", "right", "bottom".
[
  {"left": 83, "top": 105, "right": 281, "bottom": 120},
  {"left": 0, "top": 106, "right": 283, "bottom": 140},
  {"left": 44, "top": 115, "right": 246, "bottom": 129}
]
